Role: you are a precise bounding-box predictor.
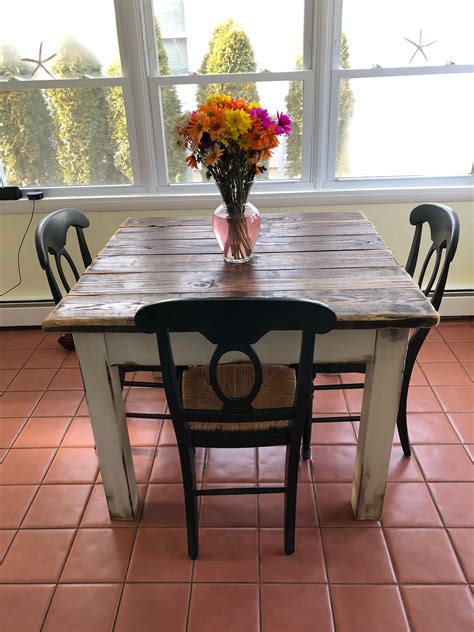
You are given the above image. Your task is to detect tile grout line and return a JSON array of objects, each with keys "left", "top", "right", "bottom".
[
  {"left": 112, "top": 400, "right": 168, "bottom": 631},
  {"left": 185, "top": 413, "right": 204, "bottom": 632},
  {"left": 38, "top": 479, "right": 96, "bottom": 631},
  {"left": 405, "top": 437, "right": 471, "bottom": 587},
  {"left": 0, "top": 343, "right": 41, "bottom": 463},
  {"left": 310, "top": 446, "right": 338, "bottom": 632}
]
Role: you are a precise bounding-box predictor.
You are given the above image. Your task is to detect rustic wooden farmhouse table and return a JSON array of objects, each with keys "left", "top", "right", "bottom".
[{"left": 42, "top": 211, "right": 438, "bottom": 521}]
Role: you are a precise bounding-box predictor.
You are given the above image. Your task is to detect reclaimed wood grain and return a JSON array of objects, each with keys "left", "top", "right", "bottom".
[
  {"left": 42, "top": 211, "right": 439, "bottom": 332},
  {"left": 122, "top": 211, "right": 367, "bottom": 227},
  {"left": 101, "top": 235, "right": 386, "bottom": 255},
  {"left": 89, "top": 250, "right": 400, "bottom": 273},
  {"left": 46, "top": 287, "right": 437, "bottom": 331},
  {"left": 72, "top": 267, "right": 416, "bottom": 294},
  {"left": 115, "top": 221, "right": 378, "bottom": 239}
]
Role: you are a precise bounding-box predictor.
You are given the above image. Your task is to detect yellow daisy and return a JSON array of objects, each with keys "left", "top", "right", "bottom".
[{"left": 224, "top": 109, "right": 252, "bottom": 140}]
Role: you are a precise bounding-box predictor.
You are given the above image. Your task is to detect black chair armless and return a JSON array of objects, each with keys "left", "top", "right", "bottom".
[
  {"left": 136, "top": 297, "right": 336, "bottom": 558},
  {"left": 303, "top": 203, "right": 460, "bottom": 458},
  {"left": 35, "top": 208, "right": 166, "bottom": 414}
]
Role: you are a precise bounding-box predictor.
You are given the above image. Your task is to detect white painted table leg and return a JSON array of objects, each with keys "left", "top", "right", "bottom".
[
  {"left": 351, "top": 328, "right": 409, "bottom": 520},
  {"left": 74, "top": 332, "right": 138, "bottom": 520}
]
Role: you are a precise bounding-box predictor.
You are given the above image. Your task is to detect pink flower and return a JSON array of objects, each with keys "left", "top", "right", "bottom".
[
  {"left": 250, "top": 107, "right": 273, "bottom": 129},
  {"left": 275, "top": 112, "right": 292, "bottom": 135}
]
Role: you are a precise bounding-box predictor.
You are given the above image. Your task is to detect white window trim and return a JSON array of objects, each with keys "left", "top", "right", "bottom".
[{"left": 0, "top": 0, "right": 472, "bottom": 205}]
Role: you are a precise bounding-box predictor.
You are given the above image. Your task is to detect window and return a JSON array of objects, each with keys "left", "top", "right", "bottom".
[
  {"left": 0, "top": 0, "right": 136, "bottom": 189},
  {"left": 0, "top": 0, "right": 472, "bottom": 197},
  {"left": 331, "top": 0, "right": 474, "bottom": 184}
]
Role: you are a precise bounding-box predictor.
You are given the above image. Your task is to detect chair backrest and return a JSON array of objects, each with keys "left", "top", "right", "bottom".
[
  {"left": 135, "top": 298, "right": 336, "bottom": 438},
  {"left": 405, "top": 203, "right": 460, "bottom": 311},
  {"left": 404, "top": 203, "right": 460, "bottom": 365},
  {"left": 35, "top": 208, "right": 92, "bottom": 304}
]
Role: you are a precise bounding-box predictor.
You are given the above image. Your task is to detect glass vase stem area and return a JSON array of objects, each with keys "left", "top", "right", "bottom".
[{"left": 212, "top": 181, "right": 261, "bottom": 264}]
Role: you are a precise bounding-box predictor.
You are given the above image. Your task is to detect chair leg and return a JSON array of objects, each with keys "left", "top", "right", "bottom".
[
  {"left": 302, "top": 411, "right": 312, "bottom": 460},
  {"left": 397, "top": 374, "right": 411, "bottom": 457},
  {"left": 58, "top": 333, "right": 75, "bottom": 350},
  {"left": 301, "top": 390, "right": 314, "bottom": 460},
  {"left": 284, "top": 443, "right": 300, "bottom": 555},
  {"left": 178, "top": 446, "right": 199, "bottom": 559},
  {"left": 118, "top": 366, "right": 125, "bottom": 388}
]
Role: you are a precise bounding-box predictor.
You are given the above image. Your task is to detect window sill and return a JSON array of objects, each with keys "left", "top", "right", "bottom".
[{"left": 0, "top": 182, "right": 472, "bottom": 214}]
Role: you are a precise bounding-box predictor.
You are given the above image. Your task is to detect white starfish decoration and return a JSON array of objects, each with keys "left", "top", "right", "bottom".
[
  {"left": 404, "top": 29, "right": 437, "bottom": 64},
  {"left": 21, "top": 42, "right": 57, "bottom": 78}
]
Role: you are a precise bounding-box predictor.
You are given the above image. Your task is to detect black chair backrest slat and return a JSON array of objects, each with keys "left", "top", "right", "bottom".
[
  {"left": 35, "top": 208, "right": 92, "bottom": 304},
  {"left": 418, "top": 246, "right": 442, "bottom": 297},
  {"left": 54, "top": 248, "right": 81, "bottom": 295},
  {"left": 208, "top": 343, "right": 263, "bottom": 411}
]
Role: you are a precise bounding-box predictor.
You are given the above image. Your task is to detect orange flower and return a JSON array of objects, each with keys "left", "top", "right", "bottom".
[
  {"left": 185, "top": 154, "right": 199, "bottom": 169},
  {"left": 225, "top": 97, "right": 249, "bottom": 111},
  {"left": 205, "top": 105, "right": 226, "bottom": 141},
  {"left": 187, "top": 110, "right": 209, "bottom": 146},
  {"left": 203, "top": 145, "right": 224, "bottom": 167}
]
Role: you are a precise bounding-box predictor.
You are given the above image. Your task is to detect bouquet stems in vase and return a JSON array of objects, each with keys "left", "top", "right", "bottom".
[
  {"left": 175, "top": 95, "right": 292, "bottom": 263},
  {"left": 214, "top": 180, "right": 259, "bottom": 263}
]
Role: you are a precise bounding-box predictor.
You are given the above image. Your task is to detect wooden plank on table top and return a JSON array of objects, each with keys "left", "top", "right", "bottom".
[
  {"left": 72, "top": 266, "right": 416, "bottom": 294},
  {"left": 116, "top": 220, "right": 377, "bottom": 239},
  {"left": 121, "top": 211, "right": 367, "bottom": 228},
  {"left": 101, "top": 235, "right": 386, "bottom": 255},
  {"left": 88, "top": 250, "right": 398, "bottom": 273},
  {"left": 42, "top": 286, "right": 439, "bottom": 332}
]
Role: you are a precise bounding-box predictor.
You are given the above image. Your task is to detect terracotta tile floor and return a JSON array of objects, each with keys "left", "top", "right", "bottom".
[{"left": 0, "top": 321, "right": 473, "bottom": 632}]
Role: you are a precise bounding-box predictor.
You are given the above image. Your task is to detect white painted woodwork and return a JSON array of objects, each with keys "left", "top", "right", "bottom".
[
  {"left": 73, "top": 332, "right": 139, "bottom": 519},
  {"left": 105, "top": 329, "right": 376, "bottom": 367},
  {"left": 351, "top": 328, "right": 410, "bottom": 519}
]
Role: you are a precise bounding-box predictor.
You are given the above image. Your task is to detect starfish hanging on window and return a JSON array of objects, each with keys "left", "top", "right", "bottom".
[
  {"left": 404, "top": 29, "right": 437, "bottom": 64},
  {"left": 21, "top": 42, "right": 57, "bottom": 78}
]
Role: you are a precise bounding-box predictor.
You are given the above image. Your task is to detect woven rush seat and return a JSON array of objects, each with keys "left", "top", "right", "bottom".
[{"left": 182, "top": 363, "right": 296, "bottom": 431}]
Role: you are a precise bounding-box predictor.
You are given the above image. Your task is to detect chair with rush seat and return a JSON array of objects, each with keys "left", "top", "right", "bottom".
[
  {"left": 302, "top": 203, "right": 460, "bottom": 458},
  {"left": 35, "top": 207, "right": 167, "bottom": 417},
  {"left": 135, "top": 297, "right": 336, "bottom": 558}
]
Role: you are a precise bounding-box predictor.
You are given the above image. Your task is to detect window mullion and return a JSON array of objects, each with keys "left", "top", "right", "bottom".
[
  {"left": 114, "top": 0, "right": 159, "bottom": 191},
  {"left": 300, "top": 73, "right": 315, "bottom": 182},
  {"left": 303, "top": 0, "right": 315, "bottom": 69},
  {"left": 312, "top": 0, "right": 338, "bottom": 188}
]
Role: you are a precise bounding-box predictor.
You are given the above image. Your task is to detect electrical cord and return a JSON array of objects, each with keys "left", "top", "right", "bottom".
[{"left": 0, "top": 198, "right": 37, "bottom": 296}]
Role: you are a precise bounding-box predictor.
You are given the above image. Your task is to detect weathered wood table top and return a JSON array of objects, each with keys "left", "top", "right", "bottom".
[{"left": 42, "top": 211, "right": 439, "bottom": 332}]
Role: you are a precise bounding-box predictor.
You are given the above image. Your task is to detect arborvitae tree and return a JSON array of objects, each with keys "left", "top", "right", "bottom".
[
  {"left": 155, "top": 21, "right": 185, "bottom": 182},
  {"left": 0, "top": 44, "right": 59, "bottom": 186},
  {"left": 48, "top": 38, "right": 120, "bottom": 185},
  {"left": 336, "top": 32, "right": 354, "bottom": 176},
  {"left": 106, "top": 22, "right": 184, "bottom": 183},
  {"left": 107, "top": 61, "right": 133, "bottom": 183},
  {"left": 284, "top": 33, "right": 354, "bottom": 178},
  {"left": 196, "top": 19, "right": 259, "bottom": 104},
  {"left": 284, "top": 54, "right": 303, "bottom": 178}
]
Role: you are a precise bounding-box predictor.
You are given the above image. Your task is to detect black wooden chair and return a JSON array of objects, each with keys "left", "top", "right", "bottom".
[
  {"left": 135, "top": 297, "right": 336, "bottom": 558},
  {"left": 35, "top": 207, "right": 166, "bottom": 415},
  {"left": 303, "top": 203, "right": 460, "bottom": 458}
]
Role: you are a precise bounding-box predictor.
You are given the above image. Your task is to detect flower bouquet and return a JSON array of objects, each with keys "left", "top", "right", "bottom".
[{"left": 176, "top": 95, "right": 291, "bottom": 263}]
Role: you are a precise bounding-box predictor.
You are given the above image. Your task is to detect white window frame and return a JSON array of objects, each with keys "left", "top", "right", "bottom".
[
  {"left": 324, "top": 0, "right": 474, "bottom": 191},
  {"left": 0, "top": 0, "right": 472, "bottom": 206}
]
